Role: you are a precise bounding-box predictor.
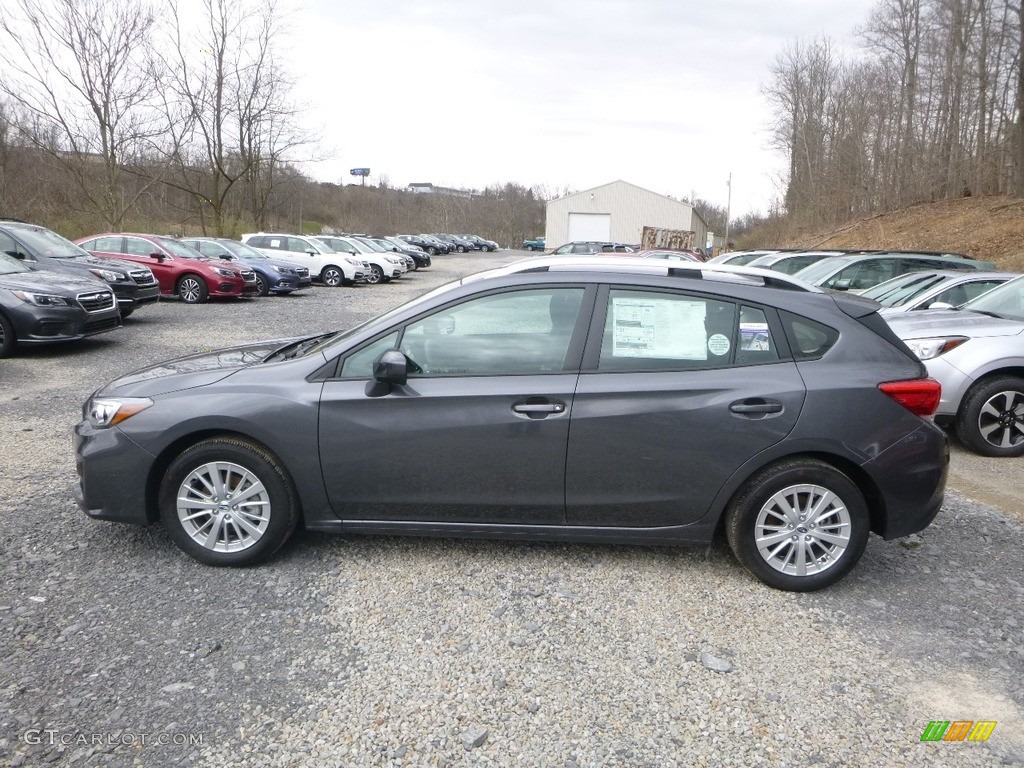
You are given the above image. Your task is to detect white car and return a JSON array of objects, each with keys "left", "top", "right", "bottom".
[
  {"left": 240, "top": 233, "right": 366, "bottom": 286},
  {"left": 315, "top": 236, "right": 407, "bottom": 284}
]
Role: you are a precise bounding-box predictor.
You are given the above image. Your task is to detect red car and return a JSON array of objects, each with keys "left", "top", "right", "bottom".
[{"left": 75, "top": 233, "right": 259, "bottom": 303}]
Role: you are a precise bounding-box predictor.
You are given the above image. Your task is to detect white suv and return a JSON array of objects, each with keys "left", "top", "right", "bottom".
[
  {"left": 314, "top": 236, "right": 407, "bottom": 284},
  {"left": 241, "top": 233, "right": 365, "bottom": 286}
]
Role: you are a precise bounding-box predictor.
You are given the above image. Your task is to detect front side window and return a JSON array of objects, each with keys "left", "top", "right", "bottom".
[
  {"left": 339, "top": 331, "right": 401, "bottom": 378},
  {"left": 598, "top": 289, "right": 741, "bottom": 370},
  {"left": 398, "top": 288, "right": 585, "bottom": 376},
  {"left": 825, "top": 259, "right": 896, "bottom": 290},
  {"left": 553, "top": 244, "right": 573, "bottom": 255}
]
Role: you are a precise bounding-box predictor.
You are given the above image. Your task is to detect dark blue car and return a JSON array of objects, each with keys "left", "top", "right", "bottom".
[{"left": 180, "top": 238, "right": 312, "bottom": 296}]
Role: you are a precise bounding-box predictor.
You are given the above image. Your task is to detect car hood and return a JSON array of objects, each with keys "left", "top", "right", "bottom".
[
  {"left": 51, "top": 254, "right": 143, "bottom": 273},
  {"left": 97, "top": 337, "right": 302, "bottom": 398},
  {"left": 0, "top": 269, "right": 108, "bottom": 293},
  {"left": 886, "top": 309, "right": 1024, "bottom": 339}
]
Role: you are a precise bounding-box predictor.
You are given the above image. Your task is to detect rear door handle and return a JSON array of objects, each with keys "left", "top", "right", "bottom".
[{"left": 729, "top": 400, "right": 784, "bottom": 416}]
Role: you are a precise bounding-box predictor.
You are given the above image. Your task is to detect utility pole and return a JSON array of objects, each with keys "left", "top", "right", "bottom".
[{"left": 724, "top": 172, "right": 732, "bottom": 251}]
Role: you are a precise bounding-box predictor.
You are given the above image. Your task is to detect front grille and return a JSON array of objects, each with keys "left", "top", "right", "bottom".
[
  {"left": 129, "top": 269, "right": 157, "bottom": 286},
  {"left": 295, "top": 267, "right": 309, "bottom": 277},
  {"left": 77, "top": 291, "right": 116, "bottom": 313}
]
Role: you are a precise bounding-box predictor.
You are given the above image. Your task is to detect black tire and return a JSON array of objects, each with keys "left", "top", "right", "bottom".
[
  {"left": 456, "top": 245, "right": 466, "bottom": 253},
  {"left": 158, "top": 437, "right": 300, "bottom": 566},
  {"left": 255, "top": 273, "right": 270, "bottom": 297},
  {"left": 526, "top": 245, "right": 536, "bottom": 252},
  {"left": 956, "top": 376, "right": 1024, "bottom": 457},
  {"left": 427, "top": 246, "right": 438, "bottom": 255},
  {"left": 367, "top": 264, "right": 384, "bottom": 284},
  {"left": 0, "top": 312, "right": 16, "bottom": 358},
  {"left": 320, "top": 265, "right": 344, "bottom": 287},
  {"left": 177, "top": 274, "right": 209, "bottom": 304},
  {"left": 725, "top": 458, "right": 869, "bottom": 592},
  {"left": 120, "top": 306, "right": 134, "bottom": 319}
]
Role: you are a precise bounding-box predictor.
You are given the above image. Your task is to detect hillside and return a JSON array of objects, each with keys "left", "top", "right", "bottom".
[{"left": 766, "top": 196, "right": 1024, "bottom": 271}]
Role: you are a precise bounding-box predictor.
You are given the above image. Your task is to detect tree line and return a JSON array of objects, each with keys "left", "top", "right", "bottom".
[{"left": 765, "top": 0, "right": 1024, "bottom": 228}]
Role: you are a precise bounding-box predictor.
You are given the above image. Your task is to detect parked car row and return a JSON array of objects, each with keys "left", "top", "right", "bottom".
[{"left": 0, "top": 220, "right": 438, "bottom": 358}]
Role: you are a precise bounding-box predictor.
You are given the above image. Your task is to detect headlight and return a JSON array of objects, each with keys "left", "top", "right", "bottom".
[
  {"left": 387, "top": 257, "right": 401, "bottom": 265},
  {"left": 214, "top": 267, "right": 236, "bottom": 277},
  {"left": 270, "top": 265, "right": 283, "bottom": 273},
  {"left": 344, "top": 258, "right": 360, "bottom": 267},
  {"left": 904, "top": 336, "right": 969, "bottom": 360},
  {"left": 13, "top": 290, "right": 70, "bottom": 307},
  {"left": 88, "top": 268, "right": 123, "bottom": 282},
  {"left": 87, "top": 397, "right": 153, "bottom": 428}
]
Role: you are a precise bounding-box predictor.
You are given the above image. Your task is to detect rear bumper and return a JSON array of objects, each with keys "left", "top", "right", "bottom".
[{"left": 863, "top": 421, "right": 949, "bottom": 539}]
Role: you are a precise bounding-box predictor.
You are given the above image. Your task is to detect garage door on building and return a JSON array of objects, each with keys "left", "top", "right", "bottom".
[{"left": 567, "top": 213, "right": 612, "bottom": 242}]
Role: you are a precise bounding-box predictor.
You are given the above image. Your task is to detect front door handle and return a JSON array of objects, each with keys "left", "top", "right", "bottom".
[{"left": 512, "top": 400, "right": 566, "bottom": 419}]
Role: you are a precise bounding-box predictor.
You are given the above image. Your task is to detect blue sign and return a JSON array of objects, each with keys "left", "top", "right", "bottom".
[{"left": 350, "top": 168, "right": 370, "bottom": 176}]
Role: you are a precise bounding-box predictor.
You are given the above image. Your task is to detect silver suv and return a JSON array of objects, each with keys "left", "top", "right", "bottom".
[{"left": 887, "top": 275, "right": 1024, "bottom": 456}]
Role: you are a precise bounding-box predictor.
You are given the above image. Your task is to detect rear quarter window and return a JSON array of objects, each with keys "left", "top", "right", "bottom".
[{"left": 779, "top": 311, "right": 839, "bottom": 360}]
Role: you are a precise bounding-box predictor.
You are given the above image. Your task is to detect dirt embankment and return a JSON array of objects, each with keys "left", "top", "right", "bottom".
[{"left": 764, "top": 196, "right": 1024, "bottom": 271}]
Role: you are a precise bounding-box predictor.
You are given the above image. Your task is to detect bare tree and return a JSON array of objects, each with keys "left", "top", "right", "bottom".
[{"left": 0, "top": 0, "right": 169, "bottom": 230}]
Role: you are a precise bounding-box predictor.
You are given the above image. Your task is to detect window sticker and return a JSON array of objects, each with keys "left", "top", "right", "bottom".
[
  {"left": 740, "top": 322, "right": 771, "bottom": 351},
  {"left": 708, "top": 333, "right": 730, "bottom": 356},
  {"left": 611, "top": 297, "right": 707, "bottom": 359},
  {"left": 270, "top": 239, "right": 282, "bottom": 248}
]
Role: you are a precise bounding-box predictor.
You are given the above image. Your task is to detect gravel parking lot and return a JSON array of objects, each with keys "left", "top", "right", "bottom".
[{"left": 1, "top": 251, "right": 1022, "bottom": 767}]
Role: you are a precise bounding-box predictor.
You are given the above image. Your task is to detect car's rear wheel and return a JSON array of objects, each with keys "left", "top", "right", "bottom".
[
  {"left": 255, "top": 274, "right": 270, "bottom": 296},
  {"left": 177, "top": 275, "right": 208, "bottom": 304},
  {"left": 0, "top": 313, "right": 16, "bottom": 358},
  {"left": 725, "top": 459, "right": 869, "bottom": 591},
  {"left": 957, "top": 376, "right": 1024, "bottom": 456},
  {"left": 456, "top": 245, "right": 466, "bottom": 253},
  {"left": 366, "top": 264, "right": 384, "bottom": 284},
  {"left": 427, "top": 246, "right": 437, "bottom": 255},
  {"left": 159, "top": 438, "right": 299, "bottom": 566},
  {"left": 321, "top": 265, "right": 344, "bottom": 287}
]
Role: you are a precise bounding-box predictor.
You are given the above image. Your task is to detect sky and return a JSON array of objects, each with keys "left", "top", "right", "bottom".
[{"left": 284, "top": 0, "right": 879, "bottom": 218}]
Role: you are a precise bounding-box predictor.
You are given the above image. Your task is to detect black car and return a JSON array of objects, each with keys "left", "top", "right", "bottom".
[
  {"left": 0, "top": 220, "right": 159, "bottom": 317},
  {"left": 0, "top": 252, "right": 121, "bottom": 357},
  {"left": 398, "top": 235, "right": 450, "bottom": 255},
  {"left": 433, "top": 233, "right": 476, "bottom": 252},
  {"left": 179, "top": 237, "right": 312, "bottom": 295},
  {"left": 74, "top": 255, "right": 947, "bottom": 591},
  {"left": 460, "top": 234, "right": 499, "bottom": 252},
  {"left": 370, "top": 237, "right": 432, "bottom": 269}
]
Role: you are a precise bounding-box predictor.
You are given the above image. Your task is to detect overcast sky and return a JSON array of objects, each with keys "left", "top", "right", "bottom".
[{"left": 288, "top": 0, "right": 878, "bottom": 217}]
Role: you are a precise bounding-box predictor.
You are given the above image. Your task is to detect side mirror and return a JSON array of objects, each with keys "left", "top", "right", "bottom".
[
  {"left": 926, "top": 301, "right": 954, "bottom": 310},
  {"left": 831, "top": 278, "right": 852, "bottom": 291},
  {"left": 150, "top": 252, "right": 166, "bottom": 262},
  {"left": 307, "top": 249, "right": 317, "bottom": 256},
  {"left": 218, "top": 254, "right": 232, "bottom": 260},
  {"left": 373, "top": 349, "right": 408, "bottom": 386}
]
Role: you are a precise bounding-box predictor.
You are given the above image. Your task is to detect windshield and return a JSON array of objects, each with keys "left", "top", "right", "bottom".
[
  {"left": 793, "top": 256, "right": 852, "bottom": 283},
  {"left": 222, "top": 240, "right": 270, "bottom": 259},
  {"left": 356, "top": 238, "right": 387, "bottom": 252},
  {"left": 961, "top": 275, "right": 1024, "bottom": 321},
  {"left": 156, "top": 237, "right": 207, "bottom": 260},
  {"left": 859, "top": 273, "right": 928, "bottom": 300},
  {"left": 871, "top": 274, "right": 946, "bottom": 307},
  {"left": 9, "top": 225, "right": 91, "bottom": 259},
  {"left": 341, "top": 238, "right": 373, "bottom": 254},
  {"left": 0, "top": 251, "right": 30, "bottom": 274}
]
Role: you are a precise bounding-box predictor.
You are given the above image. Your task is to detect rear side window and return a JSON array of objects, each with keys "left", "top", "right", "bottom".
[{"left": 779, "top": 311, "right": 839, "bottom": 360}]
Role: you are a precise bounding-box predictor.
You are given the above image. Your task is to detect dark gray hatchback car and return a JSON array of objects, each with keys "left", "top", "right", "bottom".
[{"left": 74, "top": 257, "right": 948, "bottom": 590}]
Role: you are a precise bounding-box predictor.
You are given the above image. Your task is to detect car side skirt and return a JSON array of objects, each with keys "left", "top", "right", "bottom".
[{"left": 304, "top": 519, "right": 717, "bottom": 546}]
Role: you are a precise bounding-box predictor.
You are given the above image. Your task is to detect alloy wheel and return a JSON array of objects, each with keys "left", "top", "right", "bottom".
[
  {"left": 977, "top": 389, "right": 1024, "bottom": 450},
  {"left": 176, "top": 461, "right": 271, "bottom": 553},
  {"left": 754, "top": 483, "right": 851, "bottom": 577}
]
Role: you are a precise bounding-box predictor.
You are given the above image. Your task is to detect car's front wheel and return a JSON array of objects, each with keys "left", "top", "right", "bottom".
[
  {"left": 255, "top": 274, "right": 270, "bottom": 296},
  {"left": 957, "top": 376, "right": 1024, "bottom": 456},
  {"left": 320, "top": 265, "right": 344, "bottom": 287},
  {"left": 456, "top": 245, "right": 466, "bottom": 253},
  {"left": 725, "top": 459, "right": 869, "bottom": 591},
  {"left": 177, "top": 274, "right": 209, "bottom": 304},
  {"left": 0, "top": 313, "right": 16, "bottom": 358},
  {"left": 366, "top": 264, "right": 384, "bottom": 284},
  {"left": 159, "top": 437, "right": 299, "bottom": 566}
]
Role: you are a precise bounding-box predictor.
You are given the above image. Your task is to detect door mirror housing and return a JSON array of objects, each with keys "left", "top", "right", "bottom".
[
  {"left": 149, "top": 252, "right": 166, "bottom": 262},
  {"left": 926, "top": 301, "right": 954, "bottom": 310},
  {"left": 373, "top": 349, "right": 408, "bottom": 386}
]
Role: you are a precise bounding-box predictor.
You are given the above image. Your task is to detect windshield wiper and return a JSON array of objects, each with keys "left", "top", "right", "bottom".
[{"left": 263, "top": 332, "right": 335, "bottom": 362}]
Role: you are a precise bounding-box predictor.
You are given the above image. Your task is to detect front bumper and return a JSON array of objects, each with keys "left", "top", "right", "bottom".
[
  {"left": 10, "top": 302, "right": 121, "bottom": 345},
  {"left": 208, "top": 276, "right": 247, "bottom": 297},
  {"left": 113, "top": 282, "right": 160, "bottom": 309},
  {"left": 73, "top": 420, "right": 158, "bottom": 525}
]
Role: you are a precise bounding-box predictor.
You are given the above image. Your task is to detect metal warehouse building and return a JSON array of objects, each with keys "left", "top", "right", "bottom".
[{"left": 545, "top": 180, "right": 708, "bottom": 250}]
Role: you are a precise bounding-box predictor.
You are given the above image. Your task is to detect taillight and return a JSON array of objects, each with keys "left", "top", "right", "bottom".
[{"left": 878, "top": 378, "right": 941, "bottom": 417}]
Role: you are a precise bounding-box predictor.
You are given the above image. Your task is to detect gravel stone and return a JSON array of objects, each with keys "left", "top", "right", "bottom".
[
  {"left": 700, "top": 651, "right": 733, "bottom": 673},
  {"left": 459, "top": 728, "right": 488, "bottom": 750}
]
